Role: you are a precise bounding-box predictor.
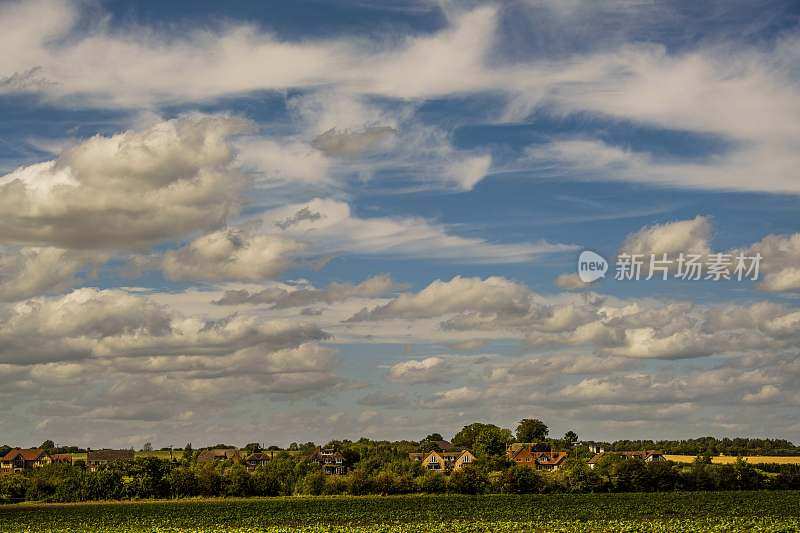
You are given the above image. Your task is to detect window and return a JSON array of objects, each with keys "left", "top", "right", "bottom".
[
  {"left": 462, "top": 455, "right": 471, "bottom": 463},
  {"left": 428, "top": 461, "right": 441, "bottom": 470}
]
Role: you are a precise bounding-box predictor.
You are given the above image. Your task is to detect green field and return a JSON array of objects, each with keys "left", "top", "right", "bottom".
[{"left": 1, "top": 491, "right": 799, "bottom": 532}]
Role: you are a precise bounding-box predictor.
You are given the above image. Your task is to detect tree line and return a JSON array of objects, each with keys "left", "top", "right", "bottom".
[
  {"left": 2, "top": 419, "right": 799, "bottom": 503},
  {"left": 2, "top": 447, "right": 800, "bottom": 503}
]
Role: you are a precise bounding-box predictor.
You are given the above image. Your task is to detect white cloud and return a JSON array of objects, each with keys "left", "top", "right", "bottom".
[
  {"left": 387, "top": 356, "right": 451, "bottom": 384},
  {"left": 0, "top": 288, "right": 328, "bottom": 364},
  {"left": 620, "top": 216, "right": 712, "bottom": 256},
  {"left": 554, "top": 272, "right": 592, "bottom": 290},
  {"left": 0, "top": 247, "right": 108, "bottom": 301},
  {"left": 214, "top": 274, "right": 404, "bottom": 307},
  {"left": 0, "top": 115, "right": 251, "bottom": 249},
  {"left": 350, "top": 276, "right": 535, "bottom": 321},
  {"left": 738, "top": 233, "right": 800, "bottom": 292},
  {"left": 263, "top": 199, "right": 573, "bottom": 264},
  {"left": 163, "top": 228, "right": 304, "bottom": 282},
  {"left": 236, "top": 138, "right": 331, "bottom": 184}
]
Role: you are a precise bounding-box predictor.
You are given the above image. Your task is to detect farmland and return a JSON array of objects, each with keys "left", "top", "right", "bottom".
[
  {"left": 1, "top": 491, "right": 799, "bottom": 532},
  {"left": 666, "top": 454, "right": 800, "bottom": 465}
]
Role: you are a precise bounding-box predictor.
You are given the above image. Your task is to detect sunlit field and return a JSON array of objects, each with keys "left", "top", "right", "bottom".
[
  {"left": 2, "top": 492, "right": 800, "bottom": 532},
  {"left": 666, "top": 455, "right": 800, "bottom": 465}
]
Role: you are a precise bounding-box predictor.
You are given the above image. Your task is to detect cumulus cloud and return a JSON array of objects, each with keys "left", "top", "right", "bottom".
[
  {"left": 0, "top": 247, "right": 108, "bottom": 301},
  {"left": 737, "top": 233, "right": 800, "bottom": 292},
  {"left": 0, "top": 115, "right": 251, "bottom": 249},
  {"left": 554, "top": 272, "right": 592, "bottom": 290},
  {"left": 163, "top": 229, "right": 304, "bottom": 282},
  {"left": 348, "top": 276, "right": 536, "bottom": 321},
  {"left": 386, "top": 356, "right": 453, "bottom": 384},
  {"left": 0, "top": 288, "right": 329, "bottom": 364},
  {"left": 619, "top": 216, "right": 712, "bottom": 256},
  {"left": 214, "top": 274, "right": 403, "bottom": 307},
  {"left": 236, "top": 138, "right": 331, "bottom": 185}
]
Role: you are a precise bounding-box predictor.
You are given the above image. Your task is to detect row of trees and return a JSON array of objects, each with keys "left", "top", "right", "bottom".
[
  {"left": 2, "top": 451, "right": 800, "bottom": 502},
  {"left": 6, "top": 419, "right": 797, "bottom": 459}
]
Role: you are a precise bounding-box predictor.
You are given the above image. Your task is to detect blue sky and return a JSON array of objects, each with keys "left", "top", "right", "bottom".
[{"left": 1, "top": 0, "right": 799, "bottom": 449}]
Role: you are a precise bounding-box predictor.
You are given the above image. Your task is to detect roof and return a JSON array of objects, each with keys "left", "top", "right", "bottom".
[
  {"left": 246, "top": 452, "right": 272, "bottom": 461},
  {"left": 197, "top": 448, "right": 240, "bottom": 461},
  {"left": 420, "top": 450, "right": 474, "bottom": 462},
  {"left": 50, "top": 454, "right": 74, "bottom": 463},
  {"left": 1, "top": 448, "right": 47, "bottom": 462},
  {"left": 87, "top": 449, "right": 135, "bottom": 462},
  {"left": 508, "top": 446, "right": 568, "bottom": 465}
]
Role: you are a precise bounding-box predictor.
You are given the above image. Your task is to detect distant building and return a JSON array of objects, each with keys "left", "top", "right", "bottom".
[
  {"left": 86, "top": 449, "right": 135, "bottom": 471},
  {"left": 244, "top": 452, "right": 273, "bottom": 471},
  {"left": 309, "top": 448, "right": 348, "bottom": 475},
  {"left": 587, "top": 450, "right": 666, "bottom": 469},
  {"left": 408, "top": 450, "right": 475, "bottom": 472},
  {"left": 0, "top": 449, "right": 51, "bottom": 473},
  {"left": 196, "top": 448, "right": 241, "bottom": 464},
  {"left": 507, "top": 445, "right": 568, "bottom": 471}
]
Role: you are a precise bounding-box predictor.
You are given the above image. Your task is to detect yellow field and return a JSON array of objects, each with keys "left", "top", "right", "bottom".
[{"left": 666, "top": 454, "right": 800, "bottom": 465}]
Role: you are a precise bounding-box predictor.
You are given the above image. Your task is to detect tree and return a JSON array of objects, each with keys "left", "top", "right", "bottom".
[
  {"left": 449, "top": 465, "right": 488, "bottom": 494},
  {"left": 474, "top": 426, "right": 513, "bottom": 457},
  {"left": 453, "top": 423, "right": 509, "bottom": 449},
  {"left": 243, "top": 443, "right": 262, "bottom": 453},
  {"left": 40, "top": 440, "right": 55, "bottom": 453},
  {"left": 563, "top": 431, "right": 579, "bottom": 447},
  {"left": 515, "top": 419, "right": 549, "bottom": 443},
  {"left": 142, "top": 442, "right": 153, "bottom": 452},
  {"left": 419, "top": 433, "right": 446, "bottom": 453}
]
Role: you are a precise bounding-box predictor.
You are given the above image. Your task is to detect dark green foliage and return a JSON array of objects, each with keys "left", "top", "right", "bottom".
[{"left": 515, "top": 419, "right": 549, "bottom": 443}]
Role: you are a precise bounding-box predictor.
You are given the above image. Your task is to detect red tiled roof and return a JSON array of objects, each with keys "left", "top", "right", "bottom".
[{"left": 1, "top": 448, "right": 47, "bottom": 462}]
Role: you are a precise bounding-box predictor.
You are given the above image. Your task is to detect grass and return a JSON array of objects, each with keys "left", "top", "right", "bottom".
[
  {"left": 1, "top": 491, "right": 799, "bottom": 532},
  {"left": 665, "top": 454, "right": 800, "bottom": 464}
]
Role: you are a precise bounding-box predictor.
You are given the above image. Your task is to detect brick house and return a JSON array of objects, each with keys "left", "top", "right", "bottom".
[
  {"left": 86, "top": 449, "right": 135, "bottom": 471},
  {"left": 309, "top": 448, "right": 348, "bottom": 475},
  {"left": 0, "top": 448, "right": 51, "bottom": 473},
  {"left": 507, "top": 445, "right": 568, "bottom": 471},
  {"left": 408, "top": 449, "right": 476, "bottom": 472},
  {"left": 244, "top": 451, "right": 273, "bottom": 471}
]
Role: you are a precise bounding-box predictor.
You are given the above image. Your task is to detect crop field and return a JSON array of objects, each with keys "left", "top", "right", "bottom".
[
  {"left": 665, "top": 454, "right": 800, "bottom": 465},
  {"left": 66, "top": 450, "right": 185, "bottom": 462},
  {"left": 1, "top": 491, "right": 799, "bottom": 532}
]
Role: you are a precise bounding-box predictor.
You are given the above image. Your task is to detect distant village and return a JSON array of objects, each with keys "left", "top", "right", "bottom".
[
  {"left": 1, "top": 440, "right": 663, "bottom": 475},
  {"left": 2, "top": 419, "right": 798, "bottom": 501}
]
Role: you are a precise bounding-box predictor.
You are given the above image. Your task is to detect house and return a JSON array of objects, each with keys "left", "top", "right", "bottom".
[
  {"left": 507, "top": 445, "right": 568, "bottom": 471},
  {"left": 309, "top": 448, "right": 348, "bottom": 475},
  {"left": 409, "top": 450, "right": 476, "bottom": 472},
  {"left": 587, "top": 450, "right": 666, "bottom": 469},
  {"left": 196, "top": 448, "right": 241, "bottom": 464},
  {"left": 0, "top": 448, "right": 51, "bottom": 473},
  {"left": 86, "top": 449, "right": 135, "bottom": 471},
  {"left": 244, "top": 451, "right": 273, "bottom": 471}
]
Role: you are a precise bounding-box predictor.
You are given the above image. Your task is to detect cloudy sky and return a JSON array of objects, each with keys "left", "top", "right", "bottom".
[{"left": 1, "top": 0, "right": 800, "bottom": 449}]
